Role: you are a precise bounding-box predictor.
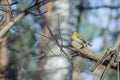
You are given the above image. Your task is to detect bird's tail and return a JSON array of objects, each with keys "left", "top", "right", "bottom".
[{"left": 87, "top": 43, "right": 92, "bottom": 46}]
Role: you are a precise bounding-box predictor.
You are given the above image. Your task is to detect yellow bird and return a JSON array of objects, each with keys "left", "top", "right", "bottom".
[{"left": 71, "top": 32, "right": 91, "bottom": 46}]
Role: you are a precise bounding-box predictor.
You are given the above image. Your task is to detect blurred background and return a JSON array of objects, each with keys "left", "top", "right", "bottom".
[{"left": 1, "top": 0, "right": 120, "bottom": 80}]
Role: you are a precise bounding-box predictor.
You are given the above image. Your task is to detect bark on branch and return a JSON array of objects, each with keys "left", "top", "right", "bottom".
[
  {"left": 0, "top": 0, "right": 53, "bottom": 38},
  {"left": 71, "top": 41, "right": 119, "bottom": 72}
]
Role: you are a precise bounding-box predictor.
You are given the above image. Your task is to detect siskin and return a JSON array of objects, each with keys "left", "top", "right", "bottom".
[{"left": 71, "top": 32, "right": 91, "bottom": 47}]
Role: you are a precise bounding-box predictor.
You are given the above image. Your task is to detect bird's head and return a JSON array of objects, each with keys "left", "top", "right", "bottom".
[{"left": 71, "top": 32, "right": 78, "bottom": 35}]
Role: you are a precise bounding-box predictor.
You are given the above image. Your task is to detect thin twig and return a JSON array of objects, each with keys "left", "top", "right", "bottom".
[
  {"left": 0, "top": 2, "right": 18, "bottom": 6},
  {"left": 0, "top": 0, "right": 53, "bottom": 38}
]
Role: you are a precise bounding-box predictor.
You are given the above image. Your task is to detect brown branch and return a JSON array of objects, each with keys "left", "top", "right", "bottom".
[
  {"left": 0, "top": 1, "right": 18, "bottom": 6},
  {"left": 0, "top": 0, "right": 53, "bottom": 38},
  {"left": 71, "top": 41, "right": 119, "bottom": 72}
]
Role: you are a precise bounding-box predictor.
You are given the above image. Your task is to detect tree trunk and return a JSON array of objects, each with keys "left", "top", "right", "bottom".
[
  {"left": 0, "top": 0, "right": 11, "bottom": 80},
  {"left": 39, "top": 2, "right": 53, "bottom": 80},
  {"left": 42, "top": 0, "right": 81, "bottom": 80}
]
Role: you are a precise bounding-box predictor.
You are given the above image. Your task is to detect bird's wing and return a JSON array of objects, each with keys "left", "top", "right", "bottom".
[{"left": 77, "top": 34, "right": 87, "bottom": 43}]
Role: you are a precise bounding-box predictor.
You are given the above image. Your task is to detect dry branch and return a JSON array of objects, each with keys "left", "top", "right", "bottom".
[
  {"left": 71, "top": 41, "right": 119, "bottom": 72},
  {"left": 0, "top": 0, "right": 53, "bottom": 38}
]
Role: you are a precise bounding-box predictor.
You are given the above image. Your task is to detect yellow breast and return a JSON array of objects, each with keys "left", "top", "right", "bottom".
[{"left": 71, "top": 32, "right": 79, "bottom": 41}]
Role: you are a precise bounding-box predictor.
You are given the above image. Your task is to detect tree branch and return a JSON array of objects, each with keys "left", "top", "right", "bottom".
[
  {"left": 71, "top": 41, "right": 119, "bottom": 72},
  {"left": 0, "top": 0, "right": 53, "bottom": 38}
]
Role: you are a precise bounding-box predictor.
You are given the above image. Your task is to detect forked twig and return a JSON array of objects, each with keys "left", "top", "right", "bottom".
[
  {"left": 90, "top": 34, "right": 120, "bottom": 80},
  {"left": 100, "top": 54, "right": 117, "bottom": 80}
]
